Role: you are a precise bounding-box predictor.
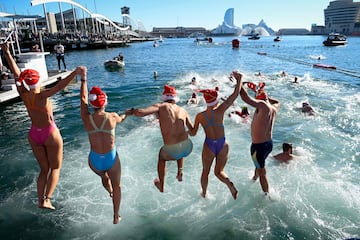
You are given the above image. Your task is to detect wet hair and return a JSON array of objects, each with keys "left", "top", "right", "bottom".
[{"left": 282, "top": 143, "right": 293, "bottom": 152}]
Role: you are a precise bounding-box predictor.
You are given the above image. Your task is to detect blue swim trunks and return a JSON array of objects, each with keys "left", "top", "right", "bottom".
[
  {"left": 250, "top": 140, "right": 273, "bottom": 168},
  {"left": 162, "top": 139, "right": 193, "bottom": 160},
  {"left": 89, "top": 148, "right": 117, "bottom": 171}
]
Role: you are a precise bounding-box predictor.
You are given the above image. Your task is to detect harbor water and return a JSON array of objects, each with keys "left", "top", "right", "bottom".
[{"left": 0, "top": 35, "right": 359, "bottom": 239}]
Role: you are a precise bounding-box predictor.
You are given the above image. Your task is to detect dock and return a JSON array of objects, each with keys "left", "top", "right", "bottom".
[{"left": 0, "top": 70, "right": 73, "bottom": 105}]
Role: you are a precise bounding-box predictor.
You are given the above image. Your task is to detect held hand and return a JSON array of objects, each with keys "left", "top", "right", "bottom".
[
  {"left": 0, "top": 42, "right": 10, "bottom": 54},
  {"left": 232, "top": 71, "right": 243, "bottom": 83},
  {"left": 76, "top": 66, "right": 87, "bottom": 79},
  {"left": 125, "top": 108, "right": 135, "bottom": 115}
]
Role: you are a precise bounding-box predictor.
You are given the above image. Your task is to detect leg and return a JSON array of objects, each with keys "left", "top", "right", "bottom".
[
  {"left": 88, "top": 160, "right": 113, "bottom": 197},
  {"left": 30, "top": 140, "right": 50, "bottom": 209},
  {"left": 200, "top": 143, "right": 215, "bottom": 198},
  {"left": 214, "top": 143, "right": 238, "bottom": 200},
  {"left": 42, "top": 129, "right": 63, "bottom": 209},
  {"left": 252, "top": 169, "right": 259, "bottom": 181},
  {"left": 62, "top": 57, "right": 67, "bottom": 69},
  {"left": 107, "top": 155, "right": 121, "bottom": 224},
  {"left": 257, "top": 168, "right": 269, "bottom": 193},
  {"left": 176, "top": 158, "right": 184, "bottom": 182},
  {"left": 154, "top": 148, "right": 169, "bottom": 192},
  {"left": 57, "top": 56, "right": 61, "bottom": 70}
]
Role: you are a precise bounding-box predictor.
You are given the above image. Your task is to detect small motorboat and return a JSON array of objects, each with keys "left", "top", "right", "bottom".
[
  {"left": 313, "top": 63, "right": 336, "bottom": 70},
  {"left": 248, "top": 33, "right": 260, "bottom": 40},
  {"left": 323, "top": 33, "right": 347, "bottom": 46},
  {"left": 104, "top": 56, "right": 125, "bottom": 71}
]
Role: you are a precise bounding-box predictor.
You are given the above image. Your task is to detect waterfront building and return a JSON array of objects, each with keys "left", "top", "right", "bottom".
[
  {"left": 151, "top": 27, "right": 209, "bottom": 38},
  {"left": 211, "top": 8, "right": 241, "bottom": 36},
  {"left": 324, "top": 0, "right": 360, "bottom": 35},
  {"left": 277, "top": 28, "right": 310, "bottom": 35},
  {"left": 310, "top": 24, "right": 326, "bottom": 35}
]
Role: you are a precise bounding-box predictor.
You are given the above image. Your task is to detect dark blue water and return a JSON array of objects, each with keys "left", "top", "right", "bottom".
[{"left": 0, "top": 36, "right": 359, "bottom": 240}]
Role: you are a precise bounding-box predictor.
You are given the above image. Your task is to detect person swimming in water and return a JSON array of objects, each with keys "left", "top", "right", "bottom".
[
  {"left": 273, "top": 142, "right": 296, "bottom": 163},
  {"left": 188, "top": 71, "right": 242, "bottom": 200}
]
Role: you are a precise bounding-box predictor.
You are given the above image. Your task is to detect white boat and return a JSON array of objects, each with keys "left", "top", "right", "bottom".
[
  {"left": 104, "top": 58, "right": 125, "bottom": 71},
  {"left": 323, "top": 33, "right": 347, "bottom": 46}
]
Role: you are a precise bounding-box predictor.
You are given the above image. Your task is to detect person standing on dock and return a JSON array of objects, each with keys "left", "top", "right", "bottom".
[
  {"left": 1, "top": 41, "right": 86, "bottom": 210},
  {"left": 54, "top": 41, "right": 67, "bottom": 72}
]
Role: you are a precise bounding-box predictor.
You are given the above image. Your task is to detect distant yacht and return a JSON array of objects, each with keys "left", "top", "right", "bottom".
[{"left": 211, "top": 8, "right": 241, "bottom": 36}]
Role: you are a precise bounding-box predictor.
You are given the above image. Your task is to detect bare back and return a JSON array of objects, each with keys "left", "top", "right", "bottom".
[
  {"left": 21, "top": 91, "right": 54, "bottom": 128},
  {"left": 158, "top": 102, "right": 189, "bottom": 145},
  {"left": 251, "top": 102, "right": 277, "bottom": 143},
  {"left": 82, "top": 112, "right": 118, "bottom": 154}
]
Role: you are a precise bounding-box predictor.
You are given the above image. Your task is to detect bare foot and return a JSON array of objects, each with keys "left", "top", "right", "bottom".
[
  {"left": 229, "top": 182, "right": 238, "bottom": 200},
  {"left": 40, "top": 197, "right": 55, "bottom": 210},
  {"left": 113, "top": 215, "right": 121, "bottom": 224},
  {"left": 264, "top": 192, "right": 271, "bottom": 200},
  {"left": 252, "top": 175, "right": 258, "bottom": 182},
  {"left": 176, "top": 171, "right": 183, "bottom": 182},
  {"left": 153, "top": 178, "right": 164, "bottom": 192},
  {"left": 102, "top": 176, "right": 113, "bottom": 198},
  {"left": 200, "top": 191, "right": 206, "bottom": 198}
]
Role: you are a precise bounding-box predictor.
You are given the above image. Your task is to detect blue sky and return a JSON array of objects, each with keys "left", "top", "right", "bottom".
[{"left": 0, "top": 0, "right": 335, "bottom": 31}]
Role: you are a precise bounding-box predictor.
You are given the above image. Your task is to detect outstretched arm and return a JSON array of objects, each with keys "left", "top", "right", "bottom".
[
  {"left": 132, "top": 104, "right": 160, "bottom": 117},
  {"left": 0, "top": 42, "right": 26, "bottom": 94},
  {"left": 220, "top": 71, "right": 242, "bottom": 111},
  {"left": 1, "top": 42, "right": 20, "bottom": 78},
  {"left": 239, "top": 83, "right": 259, "bottom": 108},
  {"left": 79, "top": 68, "right": 90, "bottom": 120},
  {"left": 188, "top": 113, "right": 201, "bottom": 136},
  {"left": 185, "top": 111, "right": 194, "bottom": 134},
  {"left": 43, "top": 66, "right": 86, "bottom": 98}
]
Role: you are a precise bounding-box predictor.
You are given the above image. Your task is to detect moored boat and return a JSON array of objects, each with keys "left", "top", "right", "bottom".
[{"left": 323, "top": 33, "right": 347, "bottom": 46}]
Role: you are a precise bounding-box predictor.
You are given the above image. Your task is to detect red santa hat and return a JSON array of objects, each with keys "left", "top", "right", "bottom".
[
  {"left": 161, "top": 85, "right": 179, "bottom": 102},
  {"left": 247, "top": 81, "right": 268, "bottom": 101},
  {"left": 255, "top": 89, "right": 268, "bottom": 100},
  {"left": 89, "top": 86, "right": 107, "bottom": 108},
  {"left": 199, "top": 89, "right": 219, "bottom": 107},
  {"left": 17, "top": 69, "right": 40, "bottom": 89}
]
